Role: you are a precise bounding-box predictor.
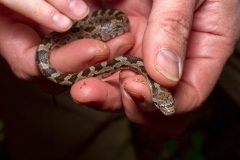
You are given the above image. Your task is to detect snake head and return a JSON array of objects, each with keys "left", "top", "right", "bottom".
[{"left": 152, "top": 89, "right": 175, "bottom": 116}]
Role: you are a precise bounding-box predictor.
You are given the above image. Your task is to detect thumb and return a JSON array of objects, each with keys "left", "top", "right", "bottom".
[{"left": 143, "top": 0, "right": 202, "bottom": 86}]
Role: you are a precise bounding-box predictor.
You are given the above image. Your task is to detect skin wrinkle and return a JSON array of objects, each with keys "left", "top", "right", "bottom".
[
  {"left": 191, "top": 29, "right": 225, "bottom": 38},
  {"left": 194, "top": 1, "right": 240, "bottom": 39},
  {"left": 38, "top": 1, "right": 55, "bottom": 20},
  {"left": 47, "top": 0, "right": 69, "bottom": 11},
  {"left": 177, "top": 79, "right": 201, "bottom": 111},
  {"left": 181, "top": 57, "right": 223, "bottom": 111},
  {"left": 195, "top": 0, "right": 206, "bottom": 9},
  {"left": 186, "top": 51, "right": 221, "bottom": 60},
  {"left": 187, "top": 31, "right": 234, "bottom": 61},
  {"left": 147, "top": 12, "right": 191, "bottom": 53}
]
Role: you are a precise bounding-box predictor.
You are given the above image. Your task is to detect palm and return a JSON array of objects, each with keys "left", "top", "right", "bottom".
[{"left": 109, "top": 0, "right": 236, "bottom": 113}]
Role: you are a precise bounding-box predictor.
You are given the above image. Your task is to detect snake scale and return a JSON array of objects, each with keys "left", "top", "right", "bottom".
[{"left": 36, "top": 9, "right": 175, "bottom": 116}]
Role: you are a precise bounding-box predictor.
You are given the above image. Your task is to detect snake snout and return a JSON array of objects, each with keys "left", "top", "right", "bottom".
[
  {"left": 153, "top": 100, "right": 175, "bottom": 116},
  {"left": 160, "top": 104, "right": 175, "bottom": 116}
]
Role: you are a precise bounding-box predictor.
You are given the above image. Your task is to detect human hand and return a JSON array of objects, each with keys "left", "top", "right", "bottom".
[
  {"left": 71, "top": 0, "right": 240, "bottom": 134},
  {"left": 0, "top": 0, "right": 90, "bottom": 32},
  {"left": 0, "top": 0, "right": 133, "bottom": 92}
]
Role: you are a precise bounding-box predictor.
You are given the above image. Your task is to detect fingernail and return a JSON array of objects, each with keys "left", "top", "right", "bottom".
[
  {"left": 155, "top": 48, "right": 182, "bottom": 81},
  {"left": 69, "top": 0, "right": 89, "bottom": 18},
  {"left": 53, "top": 13, "right": 72, "bottom": 29},
  {"left": 123, "top": 78, "right": 156, "bottom": 112}
]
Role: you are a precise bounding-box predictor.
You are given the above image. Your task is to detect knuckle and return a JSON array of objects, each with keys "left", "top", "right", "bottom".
[
  {"left": 157, "top": 11, "right": 191, "bottom": 43},
  {"left": 47, "top": 0, "right": 69, "bottom": 12},
  {"left": 11, "top": 65, "right": 30, "bottom": 80},
  {"left": 38, "top": 3, "right": 56, "bottom": 20}
]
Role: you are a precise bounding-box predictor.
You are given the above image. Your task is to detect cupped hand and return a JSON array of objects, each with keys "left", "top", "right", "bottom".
[
  {"left": 71, "top": 0, "right": 240, "bottom": 134},
  {"left": 0, "top": 0, "right": 134, "bottom": 91},
  {"left": 0, "top": 0, "right": 89, "bottom": 32},
  {"left": 1, "top": 0, "right": 239, "bottom": 135}
]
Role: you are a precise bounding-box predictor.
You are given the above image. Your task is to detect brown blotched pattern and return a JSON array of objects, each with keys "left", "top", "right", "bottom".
[{"left": 36, "top": 9, "right": 175, "bottom": 116}]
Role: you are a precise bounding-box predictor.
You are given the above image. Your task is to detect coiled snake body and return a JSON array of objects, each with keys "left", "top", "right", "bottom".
[{"left": 36, "top": 9, "right": 175, "bottom": 116}]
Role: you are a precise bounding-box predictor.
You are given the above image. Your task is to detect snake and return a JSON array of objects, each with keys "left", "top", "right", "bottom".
[{"left": 36, "top": 9, "right": 175, "bottom": 116}]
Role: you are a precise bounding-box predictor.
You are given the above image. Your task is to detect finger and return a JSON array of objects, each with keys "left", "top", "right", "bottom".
[
  {"left": 50, "top": 32, "right": 133, "bottom": 73},
  {"left": 70, "top": 77, "right": 123, "bottom": 112},
  {"left": 106, "top": 32, "right": 135, "bottom": 59},
  {"left": 50, "top": 39, "right": 110, "bottom": 73},
  {"left": 0, "top": 16, "right": 41, "bottom": 79},
  {"left": 119, "top": 71, "right": 155, "bottom": 112},
  {"left": 46, "top": 0, "right": 89, "bottom": 20},
  {"left": 174, "top": 33, "right": 231, "bottom": 114},
  {"left": 0, "top": 16, "right": 108, "bottom": 81},
  {"left": 0, "top": 0, "right": 86, "bottom": 32},
  {"left": 143, "top": 0, "right": 203, "bottom": 86},
  {"left": 66, "top": 33, "right": 133, "bottom": 111},
  {"left": 119, "top": 71, "right": 189, "bottom": 136},
  {"left": 174, "top": 1, "right": 240, "bottom": 113}
]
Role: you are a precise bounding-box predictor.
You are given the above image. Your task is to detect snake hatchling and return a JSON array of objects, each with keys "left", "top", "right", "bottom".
[{"left": 36, "top": 9, "right": 175, "bottom": 116}]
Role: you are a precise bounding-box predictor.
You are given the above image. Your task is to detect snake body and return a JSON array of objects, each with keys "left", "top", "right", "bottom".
[{"left": 36, "top": 9, "right": 175, "bottom": 116}]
